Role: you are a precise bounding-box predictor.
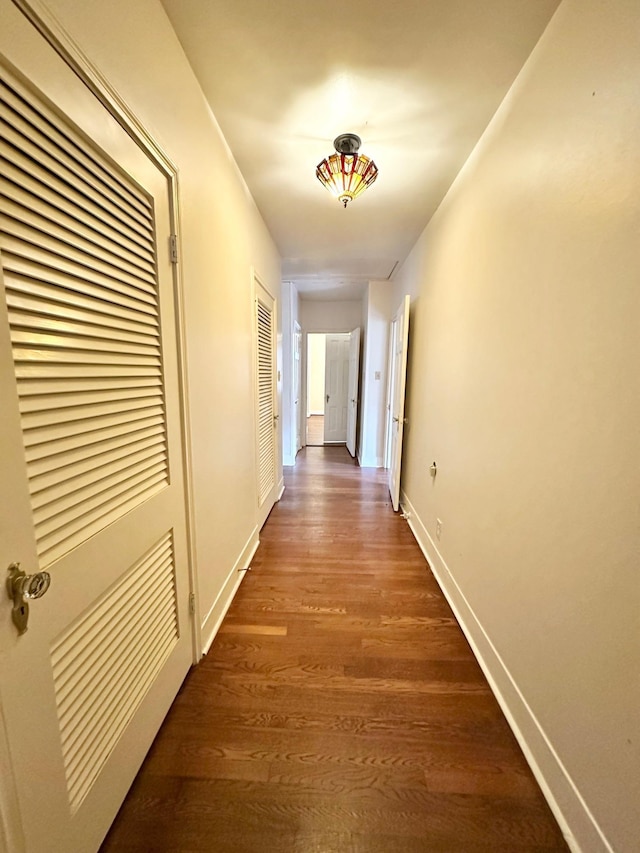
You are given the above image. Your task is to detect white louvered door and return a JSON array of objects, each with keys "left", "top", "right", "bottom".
[
  {"left": 0, "top": 15, "right": 192, "bottom": 853},
  {"left": 254, "top": 277, "right": 277, "bottom": 527}
]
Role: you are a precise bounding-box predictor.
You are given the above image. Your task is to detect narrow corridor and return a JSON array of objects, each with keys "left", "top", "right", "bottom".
[{"left": 101, "top": 447, "right": 567, "bottom": 852}]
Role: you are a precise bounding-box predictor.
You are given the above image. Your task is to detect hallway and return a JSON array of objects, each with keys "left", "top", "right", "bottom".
[{"left": 101, "top": 447, "right": 567, "bottom": 852}]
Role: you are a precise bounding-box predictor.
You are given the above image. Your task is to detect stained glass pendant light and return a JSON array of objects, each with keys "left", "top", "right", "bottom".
[{"left": 316, "top": 133, "right": 378, "bottom": 208}]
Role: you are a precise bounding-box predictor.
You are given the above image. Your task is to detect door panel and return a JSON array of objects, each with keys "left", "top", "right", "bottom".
[
  {"left": 0, "top": 18, "right": 191, "bottom": 853},
  {"left": 1, "top": 76, "right": 168, "bottom": 566},
  {"left": 346, "top": 327, "right": 360, "bottom": 457},
  {"left": 388, "top": 296, "right": 410, "bottom": 511},
  {"left": 294, "top": 322, "right": 302, "bottom": 453},
  {"left": 324, "top": 333, "right": 349, "bottom": 443}
]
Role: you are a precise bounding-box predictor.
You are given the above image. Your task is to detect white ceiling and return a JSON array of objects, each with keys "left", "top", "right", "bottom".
[{"left": 160, "top": 0, "right": 560, "bottom": 300}]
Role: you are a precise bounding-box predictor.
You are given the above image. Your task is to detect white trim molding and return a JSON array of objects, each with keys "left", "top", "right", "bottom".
[
  {"left": 358, "top": 454, "right": 384, "bottom": 469},
  {"left": 399, "top": 489, "right": 615, "bottom": 853},
  {"left": 200, "top": 526, "right": 260, "bottom": 656}
]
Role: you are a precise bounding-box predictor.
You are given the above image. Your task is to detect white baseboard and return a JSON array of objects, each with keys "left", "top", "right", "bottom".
[
  {"left": 200, "top": 525, "right": 260, "bottom": 656},
  {"left": 277, "top": 477, "right": 285, "bottom": 501},
  {"left": 399, "top": 490, "right": 613, "bottom": 853},
  {"left": 358, "top": 455, "right": 384, "bottom": 468}
]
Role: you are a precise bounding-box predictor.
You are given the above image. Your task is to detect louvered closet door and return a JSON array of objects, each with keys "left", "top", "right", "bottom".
[
  {"left": 254, "top": 278, "right": 277, "bottom": 527},
  {"left": 0, "top": 19, "right": 192, "bottom": 853}
]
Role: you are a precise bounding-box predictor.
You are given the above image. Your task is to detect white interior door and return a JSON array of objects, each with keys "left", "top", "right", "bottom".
[
  {"left": 324, "top": 333, "right": 349, "bottom": 443},
  {"left": 346, "top": 327, "right": 360, "bottom": 457},
  {"left": 0, "top": 19, "right": 192, "bottom": 853},
  {"left": 388, "top": 296, "right": 411, "bottom": 511},
  {"left": 294, "top": 321, "right": 302, "bottom": 453},
  {"left": 254, "top": 277, "right": 278, "bottom": 527},
  {"left": 383, "top": 328, "right": 395, "bottom": 470}
]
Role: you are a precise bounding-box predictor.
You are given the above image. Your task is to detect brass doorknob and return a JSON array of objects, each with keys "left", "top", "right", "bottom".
[{"left": 6, "top": 563, "right": 51, "bottom": 635}]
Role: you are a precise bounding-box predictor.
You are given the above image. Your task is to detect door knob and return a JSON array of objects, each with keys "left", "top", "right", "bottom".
[
  {"left": 6, "top": 562, "right": 51, "bottom": 635},
  {"left": 326, "top": 394, "right": 329, "bottom": 403}
]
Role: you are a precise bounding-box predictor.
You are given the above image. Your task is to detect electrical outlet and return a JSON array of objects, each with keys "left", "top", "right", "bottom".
[{"left": 435, "top": 518, "right": 443, "bottom": 540}]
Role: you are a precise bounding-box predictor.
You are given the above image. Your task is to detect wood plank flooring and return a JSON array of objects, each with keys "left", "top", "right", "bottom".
[
  {"left": 100, "top": 446, "right": 568, "bottom": 853},
  {"left": 306, "top": 414, "right": 324, "bottom": 445}
]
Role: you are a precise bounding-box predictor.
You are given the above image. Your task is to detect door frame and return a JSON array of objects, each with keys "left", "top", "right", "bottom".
[
  {"left": 306, "top": 332, "right": 326, "bottom": 418},
  {"left": 0, "top": 3, "right": 200, "bottom": 847},
  {"left": 302, "top": 328, "right": 357, "bottom": 449}
]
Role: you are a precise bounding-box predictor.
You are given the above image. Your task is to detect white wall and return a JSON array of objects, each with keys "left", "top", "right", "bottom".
[
  {"left": 392, "top": 1, "right": 640, "bottom": 850},
  {"left": 40, "top": 0, "right": 282, "bottom": 649},
  {"left": 300, "top": 299, "right": 363, "bottom": 333},
  {"left": 307, "top": 334, "right": 326, "bottom": 415},
  {"left": 358, "top": 281, "right": 394, "bottom": 467}
]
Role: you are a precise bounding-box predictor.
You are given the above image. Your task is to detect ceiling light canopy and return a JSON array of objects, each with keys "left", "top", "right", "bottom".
[{"left": 316, "top": 133, "right": 378, "bottom": 208}]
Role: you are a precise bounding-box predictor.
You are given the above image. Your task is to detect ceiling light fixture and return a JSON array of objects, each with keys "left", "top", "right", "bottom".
[{"left": 316, "top": 133, "right": 378, "bottom": 208}]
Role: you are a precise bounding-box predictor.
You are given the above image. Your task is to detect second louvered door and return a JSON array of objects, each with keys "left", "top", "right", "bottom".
[
  {"left": 254, "top": 277, "right": 277, "bottom": 528},
  {"left": 0, "top": 13, "right": 192, "bottom": 853}
]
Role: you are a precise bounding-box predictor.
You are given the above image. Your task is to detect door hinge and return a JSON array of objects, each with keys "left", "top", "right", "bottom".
[
  {"left": 188, "top": 592, "right": 195, "bottom": 615},
  {"left": 169, "top": 234, "right": 179, "bottom": 264}
]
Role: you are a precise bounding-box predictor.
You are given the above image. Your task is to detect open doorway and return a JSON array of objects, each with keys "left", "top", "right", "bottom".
[
  {"left": 306, "top": 332, "right": 354, "bottom": 446},
  {"left": 306, "top": 333, "right": 326, "bottom": 445}
]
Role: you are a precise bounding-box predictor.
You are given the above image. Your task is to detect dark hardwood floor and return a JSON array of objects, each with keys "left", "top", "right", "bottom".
[
  {"left": 306, "top": 414, "right": 324, "bottom": 445},
  {"left": 101, "top": 446, "right": 568, "bottom": 852}
]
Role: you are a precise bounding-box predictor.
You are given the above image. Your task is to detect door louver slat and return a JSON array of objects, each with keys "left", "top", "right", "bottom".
[
  {"left": 18, "top": 387, "right": 162, "bottom": 416},
  {"left": 26, "top": 426, "right": 165, "bottom": 475},
  {"left": 30, "top": 435, "right": 166, "bottom": 491},
  {"left": 17, "top": 376, "right": 162, "bottom": 397},
  {"left": 2, "top": 237, "right": 157, "bottom": 306},
  {"left": 21, "top": 393, "right": 164, "bottom": 428},
  {"left": 0, "top": 176, "right": 156, "bottom": 273},
  {"left": 0, "top": 127, "right": 155, "bottom": 255},
  {"left": 4, "top": 238, "right": 157, "bottom": 301},
  {"left": 21, "top": 407, "right": 165, "bottom": 446},
  {"left": 50, "top": 532, "right": 179, "bottom": 813},
  {"left": 24, "top": 416, "right": 165, "bottom": 462},
  {"left": 0, "top": 76, "right": 169, "bottom": 568},
  {"left": 7, "top": 268, "right": 159, "bottom": 329},
  {"left": 0, "top": 80, "right": 152, "bottom": 226},
  {"left": 32, "top": 459, "right": 167, "bottom": 523}
]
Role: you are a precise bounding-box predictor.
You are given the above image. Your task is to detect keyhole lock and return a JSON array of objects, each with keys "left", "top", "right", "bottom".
[{"left": 6, "top": 562, "right": 51, "bottom": 635}]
